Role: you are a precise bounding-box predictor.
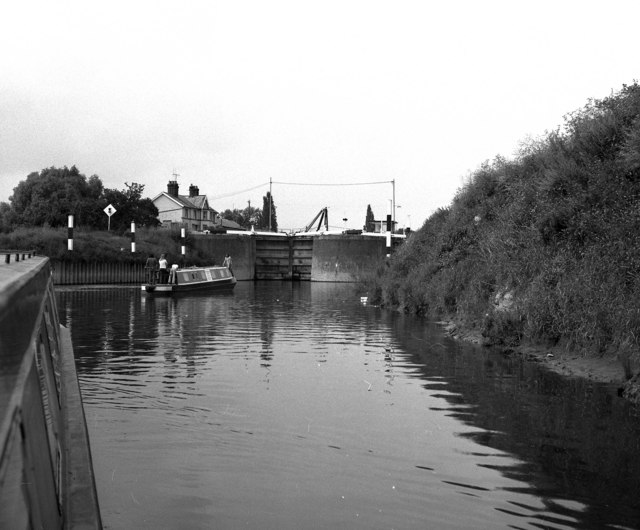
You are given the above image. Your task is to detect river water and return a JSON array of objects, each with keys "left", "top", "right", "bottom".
[{"left": 57, "top": 282, "right": 640, "bottom": 530}]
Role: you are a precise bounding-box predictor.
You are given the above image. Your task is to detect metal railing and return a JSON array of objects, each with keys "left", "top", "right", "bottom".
[{"left": 0, "top": 249, "right": 37, "bottom": 264}]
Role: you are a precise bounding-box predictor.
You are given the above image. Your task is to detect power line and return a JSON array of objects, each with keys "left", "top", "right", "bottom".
[
  {"left": 209, "top": 182, "right": 269, "bottom": 200},
  {"left": 209, "top": 178, "right": 393, "bottom": 201},
  {"left": 272, "top": 180, "right": 392, "bottom": 187}
]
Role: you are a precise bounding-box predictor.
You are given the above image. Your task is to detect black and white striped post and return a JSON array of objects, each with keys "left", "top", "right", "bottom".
[
  {"left": 130, "top": 222, "right": 136, "bottom": 253},
  {"left": 181, "top": 228, "right": 186, "bottom": 263},
  {"left": 67, "top": 215, "right": 74, "bottom": 251}
]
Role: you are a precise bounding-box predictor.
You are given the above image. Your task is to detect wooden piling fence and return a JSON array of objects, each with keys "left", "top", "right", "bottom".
[{"left": 52, "top": 261, "right": 146, "bottom": 285}]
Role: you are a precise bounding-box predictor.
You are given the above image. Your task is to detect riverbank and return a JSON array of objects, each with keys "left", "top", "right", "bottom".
[{"left": 442, "top": 321, "right": 640, "bottom": 403}]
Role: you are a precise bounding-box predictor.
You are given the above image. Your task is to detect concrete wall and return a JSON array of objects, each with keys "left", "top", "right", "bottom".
[
  {"left": 0, "top": 256, "right": 102, "bottom": 528},
  {"left": 189, "top": 233, "right": 255, "bottom": 281},
  {"left": 49, "top": 233, "right": 398, "bottom": 284},
  {"left": 311, "top": 235, "right": 387, "bottom": 282},
  {"left": 192, "top": 233, "right": 395, "bottom": 282}
]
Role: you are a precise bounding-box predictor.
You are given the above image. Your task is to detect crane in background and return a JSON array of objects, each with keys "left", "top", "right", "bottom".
[{"left": 302, "top": 207, "right": 329, "bottom": 232}]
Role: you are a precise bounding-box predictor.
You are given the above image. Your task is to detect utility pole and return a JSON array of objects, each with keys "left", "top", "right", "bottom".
[{"left": 392, "top": 179, "right": 396, "bottom": 228}]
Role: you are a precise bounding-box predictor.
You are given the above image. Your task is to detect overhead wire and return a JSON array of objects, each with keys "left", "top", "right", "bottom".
[
  {"left": 209, "top": 182, "right": 269, "bottom": 201},
  {"left": 272, "top": 180, "right": 392, "bottom": 186},
  {"left": 210, "top": 179, "right": 392, "bottom": 200},
  {"left": 209, "top": 179, "right": 393, "bottom": 230}
]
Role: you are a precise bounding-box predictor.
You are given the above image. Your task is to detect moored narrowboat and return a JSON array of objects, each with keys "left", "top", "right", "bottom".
[{"left": 142, "top": 265, "right": 236, "bottom": 294}]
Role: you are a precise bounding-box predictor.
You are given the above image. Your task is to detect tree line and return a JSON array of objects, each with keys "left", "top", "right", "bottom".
[
  {"left": 0, "top": 166, "right": 281, "bottom": 233},
  {"left": 1, "top": 165, "right": 384, "bottom": 235},
  {"left": 221, "top": 191, "right": 278, "bottom": 232},
  {"left": 0, "top": 166, "right": 159, "bottom": 233}
]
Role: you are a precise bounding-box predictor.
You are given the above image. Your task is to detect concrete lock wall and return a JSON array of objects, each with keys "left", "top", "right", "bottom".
[
  {"left": 48, "top": 233, "right": 397, "bottom": 284},
  {"left": 311, "top": 235, "right": 388, "bottom": 282},
  {"left": 189, "top": 234, "right": 255, "bottom": 281},
  {"left": 0, "top": 256, "right": 102, "bottom": 529}
]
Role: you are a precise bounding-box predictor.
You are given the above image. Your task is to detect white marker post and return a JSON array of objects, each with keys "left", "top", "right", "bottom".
[
  {"left": 130, "top": 222, "right": 136, "bottom": 253},
  {"left": 104, "top": 204, "right": 117, "bottom": 231}
]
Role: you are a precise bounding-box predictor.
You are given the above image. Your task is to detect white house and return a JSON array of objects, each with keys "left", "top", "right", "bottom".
[{"left": 152, "top": 181, "right": 218, "bottom": 231}]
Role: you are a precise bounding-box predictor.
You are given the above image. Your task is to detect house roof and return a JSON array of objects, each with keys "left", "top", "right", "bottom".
[
  {"left": 220, "top": 218, "right": 245, "bottom": 230},
  {"left": 186, "top": 195, "right": 210, "bottom": 210},
  {"left": 152, "top": 192, "right": 217, "bottom": 214}
]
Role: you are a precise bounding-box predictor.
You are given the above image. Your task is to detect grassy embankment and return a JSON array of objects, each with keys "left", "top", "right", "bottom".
[
  {"left": 0, "top": 226, "right": 212, "bottom": 265},
  {"left": 365, "top": 83, "right": 640, "bottom": 390}
]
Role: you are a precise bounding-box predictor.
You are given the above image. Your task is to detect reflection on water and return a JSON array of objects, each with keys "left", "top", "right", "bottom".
[{"left": 58, "top": 282, "right": 640, "bottom": 530}]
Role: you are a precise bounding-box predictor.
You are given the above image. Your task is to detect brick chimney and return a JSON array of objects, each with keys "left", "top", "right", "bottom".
[
  {"left": 167, "top": 180, "right": 179, "bottom": 197},
  {"left": 189, "top": 184, "right": 200, "bottom": 197}
]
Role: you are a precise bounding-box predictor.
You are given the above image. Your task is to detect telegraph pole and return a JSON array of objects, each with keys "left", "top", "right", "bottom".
[{"left": 392, "top": 179, "right": 396, "bottom": 227}]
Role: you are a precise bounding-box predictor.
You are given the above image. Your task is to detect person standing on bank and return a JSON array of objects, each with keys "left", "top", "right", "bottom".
[
  {"left": 145, "top": 254, "right": 158, "bottom": 284},
  {"left": 223, "top": 253, "right": 233, "bottom": 276},
  {"left": 158, "top": 253, "right": 169, "bottom": 284}
]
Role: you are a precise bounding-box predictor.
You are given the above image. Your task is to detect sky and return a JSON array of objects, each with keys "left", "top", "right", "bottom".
[{"left": 2, "top": 0, "right": 640, "bottom": 232}]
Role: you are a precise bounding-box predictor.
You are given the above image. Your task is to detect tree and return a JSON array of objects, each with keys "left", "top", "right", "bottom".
[
  {"left": 261, "top": 191, "right": 277, "bottom": 232},
  {"left": 222, "top": 205, "right": 262, "bottom": 230},
  {"left": 9, "top": 166, "right": 104, "bottom": 227},
  {"left": 246, "top": 205, "right": 262, "bottom": 228},
  {"left": 222, "top": 209, "right": 243, "bottom": 227},
  {"left": 101, "top": 182, "right": 160, "bottom": 232},
  {"left": 365, "top": 204, "right": 375, "bottom": 232},
  {"left": 0, "top": 202, "right": 14, "bottom": 232},
  {"left": 6, "top": 168, "right": 159, "bottom": 231}
]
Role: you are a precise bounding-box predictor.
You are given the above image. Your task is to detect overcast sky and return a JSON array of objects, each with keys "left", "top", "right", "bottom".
[{"left": 2, "top": 0, "right": 639, "bottom": 231}]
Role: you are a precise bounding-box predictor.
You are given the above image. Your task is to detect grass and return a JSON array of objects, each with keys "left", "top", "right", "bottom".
[
  {"left": 0, "top": 226, "right": 212, "bottom": 265},
  {"left": 365, "top": 82, "right": 640, "bottom": 373}
]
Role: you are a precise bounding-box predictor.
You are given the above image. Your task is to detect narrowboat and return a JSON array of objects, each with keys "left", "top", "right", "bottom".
[
  {"left": 141, "top": 265, "right": 236, "bottom": 294},
  {"left": 0, "top": 253, "right": 102, "bottom": 529}
]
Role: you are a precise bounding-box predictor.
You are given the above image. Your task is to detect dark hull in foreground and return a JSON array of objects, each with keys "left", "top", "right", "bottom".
[{"left": 142, "top": 265, "right": 236, "bottom": 294}]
